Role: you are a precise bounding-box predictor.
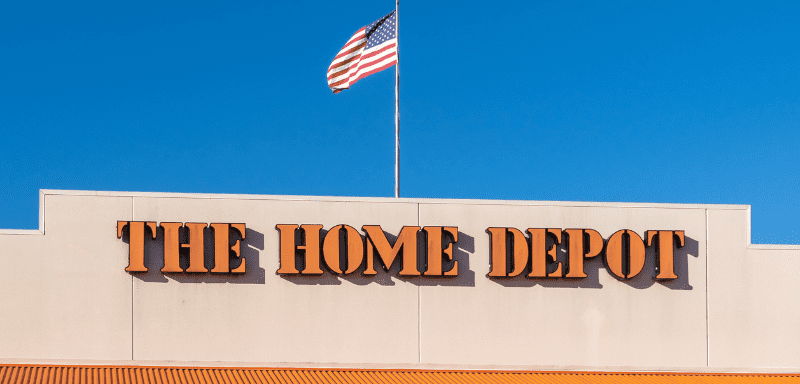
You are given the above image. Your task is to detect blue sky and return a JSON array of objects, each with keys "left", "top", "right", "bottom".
[{"left": 1, "top": 1, "right": 798, "bottom": 244}]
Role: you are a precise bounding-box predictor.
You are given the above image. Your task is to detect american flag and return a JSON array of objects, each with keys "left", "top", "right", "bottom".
[{"left": 327, "top": 11, "right": 397, "bottom": 93}]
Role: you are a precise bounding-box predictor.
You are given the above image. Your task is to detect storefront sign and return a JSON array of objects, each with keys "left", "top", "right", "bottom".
[{"left": 117, "top": 221, "right": 684, "bottom": 281}]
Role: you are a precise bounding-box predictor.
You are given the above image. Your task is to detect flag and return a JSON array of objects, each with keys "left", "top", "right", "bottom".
[{"left": 327, "top": 11, "right": 397, "bottom": 93}]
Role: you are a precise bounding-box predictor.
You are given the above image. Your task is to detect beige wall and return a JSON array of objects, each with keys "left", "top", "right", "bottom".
[
  {"left": 0, "top": 190, "right": 798, "bottom": 372},
  {"left": 0, "top": 193, "right": 133, "bottom": 361},
  {"left": 707, "top": 209, "right": 800, "bottom": 369}
]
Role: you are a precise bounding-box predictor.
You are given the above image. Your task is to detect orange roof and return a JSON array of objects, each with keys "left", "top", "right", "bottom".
[{"left": 1, "top": 364, "right": 799, "bottom": 384}]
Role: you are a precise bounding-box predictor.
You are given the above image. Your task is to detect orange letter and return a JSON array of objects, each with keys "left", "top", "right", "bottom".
[
  {"left": 528, "top": 228, "right": 562, "bottom": 278},
  {"left": 487, "top": 227, "right": 528, "bottom": 277},
  {"left": 182, "top": 223, "right": 208, "bottom": 273},
  {"left": 423, "top": 226, "right": 459, "bottom": 276},
  {"left": 646, "top": 230, "right": 684, "bottom": 280},
  {"left": 276, "top": 224, "right": 324, "bottom": 275},
  {"left": 563, "top": 229, "right": 603, "bottom": 278},
  {"left": 230, "top": 224, "right": 246, "bottom": 273},
  {"left": 210, "top": 223, "right": 246, "bottom": 274},
  {"left": 362, "top": 225, "right": 421, "bottom": 276},
  {"left": 605, "top": 230, "right": 645, "bottom": 279},
  {"left": 487, "top": 228, "right": 507, "bottom": 277},
  {"left": 117, "top": 221, "right": 156, "bottom": 272},
  {"left": 322, "top": 225, "right": 364, "bottom": 274},
  {"left": 160, "top": 222, "right": 184, "bottom": 273}
]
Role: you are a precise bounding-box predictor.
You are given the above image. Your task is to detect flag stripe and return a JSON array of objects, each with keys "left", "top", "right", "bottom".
[
  {"left": 330, "top": 40, "right": 366, "bottom": 64},
  {"left": 327, "top": 52, "right": 364, "bottom": 77},
  {"left": 351, "top": 54, "right": 397, "bottom": 84},
  {"left": 350, "top": 62, "right": 397, "bottom": 89}
]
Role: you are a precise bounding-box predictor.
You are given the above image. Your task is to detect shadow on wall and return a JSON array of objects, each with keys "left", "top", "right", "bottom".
[
  {"left": 624, "top": 236, "right": 698, "bottom": 290},
  {"left": 489, "top": 236, "right": 699, "bottom": 290},
  {"left": 280, "top": 231, "right": 477, "bottom": 287},
  {"left": 132, "top": 227, "right": 266, "bottom": 284}
]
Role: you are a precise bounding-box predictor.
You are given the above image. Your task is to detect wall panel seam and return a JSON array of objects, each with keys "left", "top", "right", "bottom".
[
  {"left": 131, "top": 196, "right": 135, "bottom": 361},
  {"left": 417, "top": 202, "right": 421, "bottom": 364},
  {"left": 705, "top": 208, "right": 710, "bottom": 367}
]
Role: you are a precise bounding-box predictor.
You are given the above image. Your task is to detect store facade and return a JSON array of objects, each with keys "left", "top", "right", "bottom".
[{"left": 1, "top": 190, "right": 799, "bottom": 382}]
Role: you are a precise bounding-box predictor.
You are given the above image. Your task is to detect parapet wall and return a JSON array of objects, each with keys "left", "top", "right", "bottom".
[{"left": 0, "top": 190, "right": 798, "bottom": 372}]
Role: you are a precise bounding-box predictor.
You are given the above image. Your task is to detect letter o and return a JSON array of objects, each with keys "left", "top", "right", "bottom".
[
  {"left": 605, "top": 229, "right": 646, "bottom": 279},
  {"left": 322, "top": 225, "right": 364, "bottom": 274}
]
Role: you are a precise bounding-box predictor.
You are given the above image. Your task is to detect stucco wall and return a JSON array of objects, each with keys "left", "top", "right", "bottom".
[{"left": 0, "top": 190, "right": 797, "bottom": 372}]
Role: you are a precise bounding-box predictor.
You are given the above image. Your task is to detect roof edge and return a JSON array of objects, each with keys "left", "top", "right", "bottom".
[
  {"left": 1, "top": 359, "right": 798, "bottom": 375},
  {"left": 39, "top": 189, "right": 751, "bottom": 210}
]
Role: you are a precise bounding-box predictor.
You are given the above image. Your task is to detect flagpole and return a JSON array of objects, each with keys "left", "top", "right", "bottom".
[{"left": 394, "top": 0, "right": 400, "bottom": 198}]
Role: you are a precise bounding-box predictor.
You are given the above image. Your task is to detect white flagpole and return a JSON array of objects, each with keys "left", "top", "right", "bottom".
[{"left": 394, "top": 0, "right": 400, "bottom": 198}]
